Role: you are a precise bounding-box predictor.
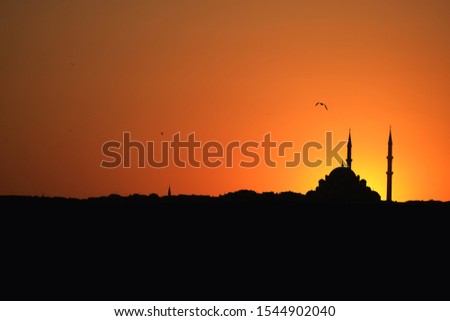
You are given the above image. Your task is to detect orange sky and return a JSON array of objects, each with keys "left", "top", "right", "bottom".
[{"left": 1, "top": 0, "right": 450, "bottom": 201}]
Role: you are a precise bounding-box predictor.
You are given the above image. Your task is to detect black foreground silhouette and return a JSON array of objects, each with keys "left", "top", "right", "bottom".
[{"left": 1, "top": 191, "right": 449, "bottom": 301}]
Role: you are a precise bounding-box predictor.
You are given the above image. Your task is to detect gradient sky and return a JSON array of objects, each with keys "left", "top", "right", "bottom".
[{"left": 1, "top": 0, "right": 450, "bottom": 201}]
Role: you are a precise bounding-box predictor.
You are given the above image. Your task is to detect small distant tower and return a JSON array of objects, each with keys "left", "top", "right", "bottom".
[
  {"left": 346, "top": 129, "right": 352, "bottom": 169},
  {"left": 386, "top": 128, "right": 393, "bottom": 202},
  {"left": 168, "top": 185, "right": 171, "bottom": 197}
]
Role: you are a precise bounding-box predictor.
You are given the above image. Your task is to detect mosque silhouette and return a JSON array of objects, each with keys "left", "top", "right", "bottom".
[{"left": 306, "top": 128, "right": 393, "bottom": 203}]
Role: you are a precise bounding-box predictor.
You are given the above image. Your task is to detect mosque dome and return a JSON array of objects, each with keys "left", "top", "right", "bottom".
[
  {"left": 305, "top": 129, "right": 381, "bottom": 203},
  {"left": 306, "top": 165, "right": 381, "bottom": 203},
  {"left": 305, "top": 128, "right": 393, "bottom": 203},
  {"left": 327, "top": 167, "right": 358, "bottom": 187}
]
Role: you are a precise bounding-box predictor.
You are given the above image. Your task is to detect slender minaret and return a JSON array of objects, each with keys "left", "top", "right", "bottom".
[
  {"left": 168, "top": 185, "right": 171, "bottom": 197},
  {"left": 346, "top": 129, "right": 352, "bottom": 169},
  {"left": 386, "top": 128, "right": 393, "bottom": 202}
]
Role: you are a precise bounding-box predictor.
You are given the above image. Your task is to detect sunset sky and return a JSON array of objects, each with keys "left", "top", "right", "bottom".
[{"left": 1, "top": 0, "right": 450, "bottom": 201}]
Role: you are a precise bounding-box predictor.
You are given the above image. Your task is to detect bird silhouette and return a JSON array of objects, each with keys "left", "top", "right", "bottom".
[{"left": 315, "top": 102, "right": 328, "bottom": 110}]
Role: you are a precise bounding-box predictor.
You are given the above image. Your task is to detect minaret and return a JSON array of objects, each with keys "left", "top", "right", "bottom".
[
  {"left": 168, "top": 185, "right": 171, "bottom": 197},
  {"left": 346, "top": 129, "right": 352, "bottom": 169},
  {"left": 386, "top": 128, "right": 393, "bottom": 202}
]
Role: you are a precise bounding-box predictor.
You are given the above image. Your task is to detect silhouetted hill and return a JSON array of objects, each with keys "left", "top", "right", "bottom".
[
  {"left": 1, "top": 192, "right": 449, "bottom": 301},
  {"left": 2, "top": 191, "right": 449, "bottom": 214}
]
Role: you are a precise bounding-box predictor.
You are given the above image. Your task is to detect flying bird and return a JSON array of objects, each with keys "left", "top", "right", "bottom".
[{"left": 315, "top": 102, "right": 328, "bottom": 110}]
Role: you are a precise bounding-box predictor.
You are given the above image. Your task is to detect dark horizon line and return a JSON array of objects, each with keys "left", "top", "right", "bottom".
[{"left": 0, "top": 190, "right": 448, "bottom": 204}]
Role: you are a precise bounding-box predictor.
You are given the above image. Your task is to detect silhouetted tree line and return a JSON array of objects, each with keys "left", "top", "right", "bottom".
[
  {"left": 1, "top": 191, "right": 450, "bottom": 301},
  {"left": 1, "top": 191, "right": 449, "bottom": 214}
]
